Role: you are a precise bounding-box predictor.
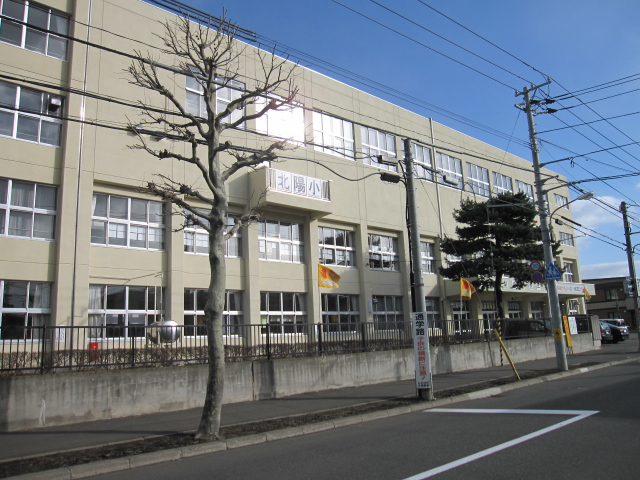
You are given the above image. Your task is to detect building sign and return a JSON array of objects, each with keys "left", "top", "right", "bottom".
[
  {"left": 272, "top": 168, "right": 327, "bottom": 200},
  {"left": 413, "top": 312, "right": 432, "bottom": 389}
]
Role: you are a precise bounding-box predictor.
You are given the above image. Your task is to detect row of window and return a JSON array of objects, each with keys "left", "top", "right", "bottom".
[{"left": 0, "top": 279, "right": 420, "bottom": 339}]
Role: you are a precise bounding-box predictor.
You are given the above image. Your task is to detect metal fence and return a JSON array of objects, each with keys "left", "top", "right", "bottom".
[{"left": 0, "top": 317, "right": 589, "bottom": 375}]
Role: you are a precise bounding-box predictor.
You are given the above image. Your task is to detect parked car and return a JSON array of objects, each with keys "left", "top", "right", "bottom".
[
  {"left": 599, "top": 321, "right": 613, "bottom": 344},
  {"left": 602, "top": 319, "right": 630, "bottom": 343}
]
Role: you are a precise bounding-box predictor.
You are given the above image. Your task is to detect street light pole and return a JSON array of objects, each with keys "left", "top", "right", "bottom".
[
  {"left": 519, "top": 82, "right": 568, "bottom": 372},
  {"left": 620, "top": 201, "right": 640, "bottom": 352}
]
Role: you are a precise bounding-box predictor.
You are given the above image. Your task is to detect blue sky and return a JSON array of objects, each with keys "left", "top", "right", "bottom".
[{"left": 181, "top": 0, "right": 640, "bottom": 280}]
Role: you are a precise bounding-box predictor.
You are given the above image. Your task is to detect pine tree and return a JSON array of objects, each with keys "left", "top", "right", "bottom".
[{"left": 439, "top": 192, "right": 559, "bottom": 320}]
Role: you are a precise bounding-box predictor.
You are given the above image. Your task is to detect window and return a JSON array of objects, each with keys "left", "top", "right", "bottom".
[
  {"left": 559, "top": 232, "right": 574, "bottom": 247},
  {"left": 554, "top": 194, "right": 568, "bottom": 209},
  {"left": 322, "top": 294, "right": 359, "bottom": 332},
  {"left": 372, "top": 295, "right": 403, "bottom": 330},
  {"left": 0, "top": 280, "right": 50, "bottom": 340},
  {"left": 466, "top": 164, "right": 490, "bottom": 197},
  {"left": 508, "top": 301, "right": 521, "bottom": 319},
  {"left": 420, "top": 241, "right": 435, "bottom": 274},
  {"left": 184, "top": 213, "right": 241, "bottom": 258},
  {"left": 563, "top": 262, "right": 574, "bottom": 283},
  {"left": 88, "top": 285, "right": 164, "bottom": 339},
  {"left": 184, "top": 289, "right": 242, "bottom": 337},
  {"left": 368, "top": 234, "right": 399, "bottom": 271},
  {"left": 361, "top": 126, "right": 397, "bottom": 171},
  {"left": 450, "top": 300, "right": 469, "bottom": 321},
  {"left": 436, "top": 152, "right": 463, "bottom": 189},
  {"left": 255, "top": 96, "right": 305, "bottom": 144},
  {"left": 319, "top": 226, "right": 355, "bottom": 267},
  {"left": 516, "top": 180, "right": 534, "bottom": 201},
  {"left": 91, "top": 194, "right": 165, "bottom": 250},
  {"left": 530, "top": 301, "right": 544, "bottom": 319},
  {"left": 493, "top": 173, "right": 513, "bottom": 195},
  {"left": 185, "top": 71, "right": 244, "bottom": 125},
  {"left": 258, "top": 219, "right": 304, "bottom": 263},
  {"left": 0, "top": 81, "right": 63, "bottom": 146},
  {"left": 412, "top": 143, "right": 434, "bottom": 181},
  {"left": 604, "top": 289, "right": 618, "bottom": 301},
  {"left": 260, "top": 292, "right": 306, "bottom": 334},
  {"left": 0, "top": 178, "right": 56, "bottom": 239},
  {"left": 424, "top": 297, "right": 440, "bottom": 323},
  {"left": 312, "top": 111, "right": 354, "bottom": 159},
  {"left": 0, "top": 0, "right": 69, "bottom": 59}
]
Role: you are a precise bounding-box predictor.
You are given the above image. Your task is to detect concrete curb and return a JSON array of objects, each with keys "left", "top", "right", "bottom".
[{"left": 10, "top": 357, "right": 639, "bottom": 480}]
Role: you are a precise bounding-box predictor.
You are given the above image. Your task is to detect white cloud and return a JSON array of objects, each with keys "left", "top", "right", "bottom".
[
  {"left": 580, "top": 260, "right": 637, "bottom": 280},
  {"left": 571, "top": 195, "right": 622, "bottom": 230}
]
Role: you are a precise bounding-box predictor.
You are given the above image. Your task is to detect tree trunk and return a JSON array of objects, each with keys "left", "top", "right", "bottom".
[{"left": 195, "top": 220, "right": 227, "bottom": 440}]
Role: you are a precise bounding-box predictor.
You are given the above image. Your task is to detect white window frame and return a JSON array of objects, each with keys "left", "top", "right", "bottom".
[
  {"left": 368, "top": 234, "right": 399, "bottom": 271},
  {"left": 0, "top": 280, "right": 50, "bottom": 340},
  {"left": 420, "top": 241, "right": 436, "bottom": 274},
  {"left": 507, "top": 301, "right": 522, "bottom": 319},
  {"left": 559, "top": 232, "right": 574, "bottom": 247},
  {"left": 322, "top": 293, "right": 360, "bottom": 332},
  {"left": 563, "top": 262, "right": 575, "bottom": 283},
  {"left": 530, "top": 300, "right": 544, "bottom": 319},
  {"left": 183, "top": 289, "right": 243, "bottom": 337},
  {"left": 319, "top": 226, "right": 356, "bottom": 267},
  {"left": 516, "top": 180, "right": 534, "bottom": 201},
  {"left": 372, "top": 295, "right": 403, "bottom": 331},
  {"left": 312, "top": 111, "right": 354, "bottom": 159},
  {"left": 260, "top": 291, "right": 307, "bottom": 334},
  {"left": 183, "top": 212, "right": 242, "bottom": 258},
  {"left": 493, "top": 172, "right": 513, "bottom": 195},
  {"left": 466, "top": 163, "right": 490, "bottom": 197},
  {"left": 0, "top": 178, "right": 56, "bottom": 240},
  {"left": 88, "top": 285, "right": 164, "bottom": 339},
  {"left": 361, "top": 126, "right": 397, "bottom": 171},
  {"left": 554, "top": 194, "right": 568, "bottom": 209},
  {"left": 436, "top": 152, "right": 463, "bottom": 189},
  {"left": 424, "top": 297, "right": 440, "bottom": 323},
  {"left": 0, "top": 80, "right": 63, "bottom": 146},
  {"left": 412, "top": 143, "right": 434, "bottom": 182},
  {"left": 91, "top": 193, "right": 165, "bottom": 251},
  {"left": 185, "top": 70, "right": 244, "bottom": 125},
  {"left": 255, "top": 95, "right": 305, "bottom": 145},
  {"left": 258, "top": 219, "right": 304, "bottom": 263},
  {"left": 0, "top": 0, "right": 70, "bottom": 60}
]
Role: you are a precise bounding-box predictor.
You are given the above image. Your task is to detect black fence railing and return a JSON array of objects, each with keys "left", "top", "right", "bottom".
[{"left": 0, "top": 317, "right": 590, "bottom": 375}]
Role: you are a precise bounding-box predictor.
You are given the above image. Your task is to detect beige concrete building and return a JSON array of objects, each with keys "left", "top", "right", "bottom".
[{"left": 0, "top": 0, "right": 592, "bottom": 342}]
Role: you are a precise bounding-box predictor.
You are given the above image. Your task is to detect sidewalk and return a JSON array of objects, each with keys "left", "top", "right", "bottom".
[{"left": 1, "top": 336, "right": 638, "bottom": 469}]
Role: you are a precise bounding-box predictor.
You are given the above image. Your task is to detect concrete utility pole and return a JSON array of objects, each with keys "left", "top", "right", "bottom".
[
  {"left": 620, "top": 201, "right": 640, "bottom": 351},
  {"left": 403, "top": 138, "right": 434, "bottom": 400},
  {"left": 517, "top": 81, "right": 568, "bottom": 372}
]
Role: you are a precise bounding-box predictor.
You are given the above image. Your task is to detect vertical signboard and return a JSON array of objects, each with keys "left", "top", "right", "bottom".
[{"left": 413, "top": 312, "right": 431, "bottom": 389}]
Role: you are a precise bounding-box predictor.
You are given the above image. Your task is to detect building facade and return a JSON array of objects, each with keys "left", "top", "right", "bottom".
[
  {"left": 0, "top": 0, "right": 593, "bottom": 343},
  {"left": 584, "top": 277, "right": 636, "bottom": 326}
]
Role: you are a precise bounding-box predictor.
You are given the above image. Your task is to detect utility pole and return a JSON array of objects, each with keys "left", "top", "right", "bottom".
[
  {"left": 403, "top": 138, "right": 434, "bottom": 400},
  {"left": 620, "top": 201, "right": 640, "bottom": 351},
  {"left": 517, "top": 81, "right": 568, "bottom": 372}
]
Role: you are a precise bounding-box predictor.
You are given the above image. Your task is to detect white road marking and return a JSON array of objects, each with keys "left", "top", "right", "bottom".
[{"left": 402, "top": 409, "right": 599, "bottom": 480}]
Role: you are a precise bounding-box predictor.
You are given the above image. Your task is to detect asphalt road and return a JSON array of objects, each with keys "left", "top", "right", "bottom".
[{"left": 92, "top": 358, "right": 640, "bottom": 479}]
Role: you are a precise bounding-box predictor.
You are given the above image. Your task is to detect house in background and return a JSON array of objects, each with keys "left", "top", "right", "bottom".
[{"left": 584, "top": 277, "right": 636, "bottom": 327}]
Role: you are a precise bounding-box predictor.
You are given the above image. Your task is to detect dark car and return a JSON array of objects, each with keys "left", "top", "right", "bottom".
[
  {"left": 599, "top": 321, "right": 613, "bottom": 344},
  {"left": 603, "top": 319, "right": 630, "bottom": 343}
]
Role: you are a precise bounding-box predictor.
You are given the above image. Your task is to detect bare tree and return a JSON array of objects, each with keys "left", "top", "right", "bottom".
[{"left": 127, "top": 13, "right": 298, "bottom": 440}]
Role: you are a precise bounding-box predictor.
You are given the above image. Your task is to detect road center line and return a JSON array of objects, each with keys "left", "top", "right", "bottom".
[{"left": 402, "top": 409, "right": 599, "bottom": 480}]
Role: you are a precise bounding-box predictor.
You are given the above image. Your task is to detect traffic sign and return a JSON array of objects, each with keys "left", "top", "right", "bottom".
[
  {"left": 530, "top": 261, "right": 542, "bottom": 272},
  {"left": 545, "top": 262, "right": 562, "bottom": 281},
  {"left": 531, "top": 271, "right": 544, "bottom": 283}
]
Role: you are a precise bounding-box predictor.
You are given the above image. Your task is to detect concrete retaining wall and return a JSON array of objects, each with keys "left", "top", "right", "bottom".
[{"left": 0, "top": 333, "right": 598, "bottom": 431}]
